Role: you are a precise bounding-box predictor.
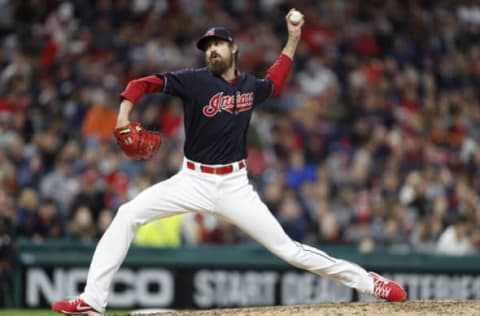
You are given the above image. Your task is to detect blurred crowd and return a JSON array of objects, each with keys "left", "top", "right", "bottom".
[{"left": 0, "top": 0, "right": 480, "bottom": 285}]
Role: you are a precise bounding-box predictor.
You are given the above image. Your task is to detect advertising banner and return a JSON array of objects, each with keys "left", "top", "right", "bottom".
[{"left": 22, "top": 266, "right": 480, "bottom": 309}]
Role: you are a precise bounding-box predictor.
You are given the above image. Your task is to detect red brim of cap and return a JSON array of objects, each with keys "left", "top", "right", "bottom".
[{"left": 196, "top": 35, "right": 232, "bottom": 51}]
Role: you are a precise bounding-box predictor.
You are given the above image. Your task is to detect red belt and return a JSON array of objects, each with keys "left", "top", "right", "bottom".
[{"left": 186, "top": 160, "right": 246, "bottom": 175}]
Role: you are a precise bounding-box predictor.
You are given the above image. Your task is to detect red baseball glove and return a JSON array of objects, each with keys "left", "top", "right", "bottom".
[{"left": 113, "top": 122, "right": 161, "bottom": 160}]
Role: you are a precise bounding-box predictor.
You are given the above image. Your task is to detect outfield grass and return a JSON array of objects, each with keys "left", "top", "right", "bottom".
[{"left": 0, "top": 310, "right": 129, "bottom": 316}]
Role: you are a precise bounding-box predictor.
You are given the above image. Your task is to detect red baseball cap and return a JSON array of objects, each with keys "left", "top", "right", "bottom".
[{"left": 196, "top": 26, "right": 234, "bottom": 51}]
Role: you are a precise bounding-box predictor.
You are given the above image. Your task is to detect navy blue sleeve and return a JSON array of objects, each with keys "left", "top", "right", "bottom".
[
  {"left": 254, "top": 78, "right": 274, "bottom": 106},
  {"left": 157, "top": 69, "right": 195, "bottom": 99}
]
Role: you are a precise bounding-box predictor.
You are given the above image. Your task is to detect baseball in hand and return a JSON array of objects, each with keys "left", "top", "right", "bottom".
[{"left": 289, "top": 10, "right": 303, "bottom": 25}]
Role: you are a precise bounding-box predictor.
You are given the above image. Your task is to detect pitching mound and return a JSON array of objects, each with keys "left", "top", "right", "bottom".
[{"left": 137, "top": 301, "right": 480, "bottom": 316}]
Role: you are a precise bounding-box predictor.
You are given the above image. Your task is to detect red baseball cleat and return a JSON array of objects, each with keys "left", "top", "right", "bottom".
[
  {"left": 369, "top": 272, "right": 407, "bottom": 302},
  {"left": 52, "top": 297, "right": 102, "bottom": 315}
]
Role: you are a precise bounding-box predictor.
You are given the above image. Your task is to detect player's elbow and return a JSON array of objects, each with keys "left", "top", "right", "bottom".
[
  {"left": 120, "top": 80, "right": 147, "bottom": 105},
  {"left": 265, "top": 75, "right": 285, "bottom": 98},
  {"left": 270, "top": 85, "right": 283, "bottom": 97}
]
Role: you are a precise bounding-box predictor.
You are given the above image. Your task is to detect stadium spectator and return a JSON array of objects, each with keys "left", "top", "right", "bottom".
[
  {"left": 0, "top": 0, "right": 477, "bottom": 255},
  {"left": 0, "top": 190, "right": 16, "bottom": 307},
  {"left": 96, "top": 208, "right": 114, "bottom": 239},
  {"left": 436, "top": 214, "right": 475, "bottom": 256},
  {"left": 68, "top": 206, "right": 97, "bottom": 242},
  {"left": 134, "top": 215, "right": 186, "bottom": 248}
]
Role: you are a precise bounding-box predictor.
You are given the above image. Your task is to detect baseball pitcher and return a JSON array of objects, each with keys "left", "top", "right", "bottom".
[{"left": 53, "top": 9, "right": 406, "bottom": 316}]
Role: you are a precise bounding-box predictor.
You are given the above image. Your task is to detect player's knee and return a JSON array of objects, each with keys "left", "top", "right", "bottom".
[
  {"left": 270, "top": 242, "right": 306, "bottom": 269},
  {"left": 116, "top": 203, "right": 139, "bottom": 228},
  {"left": 117, "top": 203, "right": 130, "bottom": 216},
  {"left": 282, "top": 242, "right": 307, "bottom": 269}
]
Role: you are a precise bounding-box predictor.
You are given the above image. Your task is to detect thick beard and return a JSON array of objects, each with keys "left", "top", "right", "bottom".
[{"left": 206, "top": 53, "right": 233, "bottom": 76}]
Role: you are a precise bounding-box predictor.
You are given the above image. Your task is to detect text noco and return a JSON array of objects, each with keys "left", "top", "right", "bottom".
[{"left": 26, "top": 268, "right": 480, "bottom": 308}]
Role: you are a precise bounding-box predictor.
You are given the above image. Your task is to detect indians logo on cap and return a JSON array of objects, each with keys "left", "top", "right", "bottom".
[{"left": 206, "top": 29, "right": 215, "bottom": 36}]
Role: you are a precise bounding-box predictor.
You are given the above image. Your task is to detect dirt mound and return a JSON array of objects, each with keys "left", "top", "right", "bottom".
[{"left": 141, "top": 301, "right": 480, "bottom": 316}]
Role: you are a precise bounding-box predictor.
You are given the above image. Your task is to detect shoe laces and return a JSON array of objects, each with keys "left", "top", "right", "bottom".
[
  {"left": 373, "top": 277, "right": 392, "bottom": 299},
  {"left": 67, "top": 297, "right": 83, "bottom": 304}
]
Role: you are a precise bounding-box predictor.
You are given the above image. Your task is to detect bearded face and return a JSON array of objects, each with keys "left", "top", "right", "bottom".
[{"left": 204, "top": 39, "right": 235, "bottom": 75}]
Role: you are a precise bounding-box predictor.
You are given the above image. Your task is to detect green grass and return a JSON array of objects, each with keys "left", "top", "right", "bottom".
[{"left": 0, "top": 310, "right": 129, "bottom": 316}]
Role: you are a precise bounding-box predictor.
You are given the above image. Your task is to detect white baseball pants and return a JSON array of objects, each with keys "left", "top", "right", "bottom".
[{"left": 81, "top": 159, "right": 374, "bottom": 312}]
